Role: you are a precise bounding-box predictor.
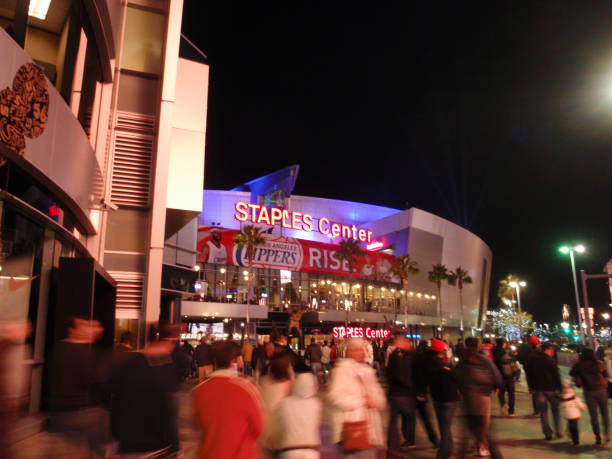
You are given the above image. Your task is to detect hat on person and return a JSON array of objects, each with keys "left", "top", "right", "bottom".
[
  {"left": 528, "top": 336, "right": 539, "bottom": 345},
  {"left": 430, "top": 338, "right": 447, "bottom": 352}
]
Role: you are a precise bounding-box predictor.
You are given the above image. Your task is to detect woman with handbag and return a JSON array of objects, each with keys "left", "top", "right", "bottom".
[
  {"left": 327, "top": 338, "right": 387, "bottom": 458},
  {"left": 570, "top": 348, "right": 609, "bottom": 445}
]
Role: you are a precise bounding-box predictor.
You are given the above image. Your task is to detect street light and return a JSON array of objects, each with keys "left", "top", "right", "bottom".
[
  {"left": 509, "top": 280, "right": 527, "bottom": 337},
  {"left": 559, "top": 245, "right": 586, "bottom": 345}
]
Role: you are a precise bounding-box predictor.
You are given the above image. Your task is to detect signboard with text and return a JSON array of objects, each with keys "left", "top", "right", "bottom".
[
  {"left": 234, "top": 201, "right": 374, "bottom": 243},
  {"left": 197, "top": 226, "right": 400, "bottom": 282},
  {"left": 332, "top": 326, "right": 391, "bottom": 339}
]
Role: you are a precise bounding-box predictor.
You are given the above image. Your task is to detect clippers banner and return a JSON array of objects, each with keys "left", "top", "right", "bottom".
[{"left": 197, "top": 226, "right": 400, "bottom": 282}]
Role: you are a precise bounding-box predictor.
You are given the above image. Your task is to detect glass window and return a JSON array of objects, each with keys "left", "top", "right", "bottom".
[
  {"left": 118, "top": 73, "right": 159, "bottom": 115},
  {"left": 122, "top": 7, "right": 165, "bottom": 74},
  {"left": 105, "top": 208, "right": 149, "bottom": 253},
  {"left": 187, "top": 262, "right": 423, "bottom": 317},
  {"left": 0, "top": 202, "right": 44, "bottom": 322},
  {"left": 114, "top": 318, "right": 138, "bottom": 347}
]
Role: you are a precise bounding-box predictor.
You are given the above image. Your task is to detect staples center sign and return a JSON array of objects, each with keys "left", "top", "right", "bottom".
[
  {"left": 234, "top": 202, "right": 373, "bottom": 243},
  {"left": 332, "top": 326, "right": 391, "bottom": 340}
]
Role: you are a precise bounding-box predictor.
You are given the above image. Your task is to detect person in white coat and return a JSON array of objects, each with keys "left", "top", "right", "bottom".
[
  {"left": 327, "top": 338, "right": 387, "bottom": 458},
  {"left": 559, "top": 379, "right": 587, "bottom": 446},
  {"left": 259, "top": 355, "right": 294, "bottom": 455},
  {"left": 271, "top": 373, "right": 322, "bottom": 458}
]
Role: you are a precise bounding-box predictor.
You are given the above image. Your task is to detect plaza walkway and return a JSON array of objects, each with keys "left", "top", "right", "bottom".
[{"left": 12, "top": 366, "right": 612, "bottom": 458}]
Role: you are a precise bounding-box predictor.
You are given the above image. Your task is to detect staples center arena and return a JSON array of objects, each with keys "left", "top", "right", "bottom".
[{"left": 178, "top": 165, "right": 492, "bottom": 345}]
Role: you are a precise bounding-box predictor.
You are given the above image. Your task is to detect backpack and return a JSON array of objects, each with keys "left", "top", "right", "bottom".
[{"left": 501, "top": 351, "right": 520, "bottom": 378}]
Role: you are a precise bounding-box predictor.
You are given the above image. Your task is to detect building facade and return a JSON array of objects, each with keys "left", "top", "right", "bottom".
[
  {"left": 184, "top": 177, "right": 493, "bottom": 343},
  {"left": 0, "top": 0, "right": 207, "bottom": 413}
]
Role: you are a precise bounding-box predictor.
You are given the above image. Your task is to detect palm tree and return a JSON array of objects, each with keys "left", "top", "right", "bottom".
[
  {"left": 428, "top": 264, "right": 449, "bottom": 322},
  {"left": 233, "top": 225, "right": 266, "bottom": 323},
  {"left": 497, "top": 274, "right": 520, "bottom": 312},
  {"left": 447, "top": 266, "right": 473, "bottom": 335},
  {"left": 390, "top": 255, "right": 419, "bottom": 328},
  {"left": 336, "top": 238, "right": 364, "bottom": 275},
  {"left": 335, "top": 239, "right": 364, "bottom": 323}
]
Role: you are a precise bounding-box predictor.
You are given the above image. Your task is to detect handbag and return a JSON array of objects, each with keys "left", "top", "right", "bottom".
[
  {"left": 341, "top": 372, "right": 371, "bottom": 451},
  {"left": 342, "top": 420, "right": 370, "bottom": 451},
  {"left": 607, "top": 381, "right": 612, "bottom": 399}
]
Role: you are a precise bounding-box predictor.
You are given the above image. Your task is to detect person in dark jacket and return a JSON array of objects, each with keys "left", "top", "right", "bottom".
[
  {"left": 413, "top": 345, "right": 440, "bottom": 449},
  {"left": 305, "top": 338, "right": 323, "bottom": 382},
  {"left": 492, "top": 338, "right": 517, "bottom": 416},
  {"left": 570, "top": 348, "right": 609, "bottom": 445},
  {"left": 525, "top": 343, "right": 562, "bottom": 440},
  {"left": 519, "top": 335, "right": 540, "bottom": 415},
  {"left": 251, "top": 339, "right": 266, "bottom": 381},
  {"left": 194, "top": 336, "right": 213, "bottom": 381},
  {"left": 453, "top": 338, "right": 465, "bottom": 363},
  {"left": 454, "top": 337, "right": 503, "bottom": 458},
  {"left": 171, "top": 338, "right": 191, "bottom": 383},
  {"left": 517, "top": 337, "right": 534, "bottom": 366},
  {"left": 110, "top": 326, "right": 177, "bottom": 456},
  {"left": 427, "top": 339, "right": 459, "bottom": 459},
  {"left": 594, "top": 340, "right": 605, "bottom": 361},
  {"left": 48, "top": 318, "right": 108, "bottom": 457},
  {"left": 386, "top": 331, "right": 418, "bottom": 457}
]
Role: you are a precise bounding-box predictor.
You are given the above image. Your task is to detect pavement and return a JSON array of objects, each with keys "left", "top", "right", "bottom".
[{"left": 11, "top": 366, "right": 612, "bottom": 458}]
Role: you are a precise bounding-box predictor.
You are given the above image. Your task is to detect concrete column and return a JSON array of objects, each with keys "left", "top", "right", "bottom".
[{"left": 143, "top": 0, "right": 184, "bottom": 329}]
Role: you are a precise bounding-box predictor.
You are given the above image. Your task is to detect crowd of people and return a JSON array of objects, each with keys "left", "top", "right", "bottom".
[
  {"left": 1, "top": 316, "right": 610, "bottom": 458},
  {"left": 185, "top": 330, "right": 609, "bottom": 458}
]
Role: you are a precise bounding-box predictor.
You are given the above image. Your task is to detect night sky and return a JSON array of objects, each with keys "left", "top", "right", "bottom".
[{"left": 181, "top": 1, "right": 612, "bottom": 325}]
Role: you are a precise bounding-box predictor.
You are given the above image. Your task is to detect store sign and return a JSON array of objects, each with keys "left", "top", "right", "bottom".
[
  {"left": 366, "top": 241, "right": 383, "bottom": 251},
  {"left": 234, "top": 237, "right": 303, "bottom": 271},
  {"left": 234, "top": 202, "right": 373, "bottom": 242},
  {"left": 196, "top": 226, "right": 400, "bottom": 282},
  {"left": 332, "top": 326, "right": 391, "bottom": 339}
]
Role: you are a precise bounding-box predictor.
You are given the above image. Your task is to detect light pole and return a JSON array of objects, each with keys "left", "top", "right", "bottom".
[
  {"left": 509, "top": 280, "right": 526, "bottom": 338},
  {"left": 559, "top": 245, "right": 585, "bottom": 345}
]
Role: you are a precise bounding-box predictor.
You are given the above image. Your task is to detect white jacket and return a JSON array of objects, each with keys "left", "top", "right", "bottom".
[
  {"left": 559, "top": 384, "right": 586, "bottom": 420},
  {"left": 272, "top": 373, "right": 322, "bottom": 458},
  {"left": 259, "top": 376, "right": 293, "bottom": 450},
  {"left": 326, "top": 358, "right": 387, "bottom": 447}
]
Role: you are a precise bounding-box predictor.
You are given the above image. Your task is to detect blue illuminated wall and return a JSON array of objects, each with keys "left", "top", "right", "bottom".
[{"left": 200, "top": 190, "right": 401, "bottom": 243}]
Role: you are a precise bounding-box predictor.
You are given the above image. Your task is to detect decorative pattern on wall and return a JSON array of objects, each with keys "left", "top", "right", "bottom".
[{"left": 0, "top": 63, "right": 49, "bottom": 166}]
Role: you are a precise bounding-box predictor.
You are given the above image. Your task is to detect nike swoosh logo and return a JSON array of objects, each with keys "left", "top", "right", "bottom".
[{"left": 8, "top": 275, "right": 39, "bottom": 292}]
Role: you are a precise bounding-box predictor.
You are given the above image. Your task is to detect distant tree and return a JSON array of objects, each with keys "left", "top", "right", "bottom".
[
  {"left": 491, "top": 303, "right": 535, "bottom": 341},
  {"left": 234, "top": 225, "right": 266, "bottom": 323},
  {"left": 497, "top": 274, "right": 520, "bottom": 312},
  {"left": 428, "top": 264, "right": 449, "bottom": 322},
  {"left": 391, "top": 255, "right": 420, "bottom": 327},
  {"left": 447, "top": 267, "right": 473, "bottom": 335},
  {"left": 335, "top": 239, "right": 365, "bottom": 323}
]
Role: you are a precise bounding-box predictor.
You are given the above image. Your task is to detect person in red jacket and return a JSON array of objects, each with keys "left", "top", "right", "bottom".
[
  {"left": 192, "top": 340, "right": 265, "bottom": 458},
  {"left": 482, "top": 338, "right": 494, "bottom": 361}
]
